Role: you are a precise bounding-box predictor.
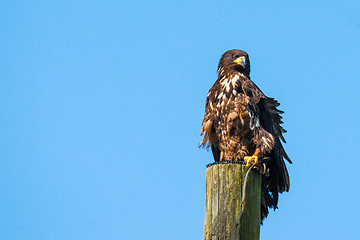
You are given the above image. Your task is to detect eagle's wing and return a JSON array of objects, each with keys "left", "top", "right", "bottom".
[
  {"left": 242, "top": 79, "right": 291, "bottom": 161},
  {"left": 263, "top": 97, "right": 291, "bottom": 163},
  {"left": 200, "top": 87, "right": 221, "bottom": 162}
]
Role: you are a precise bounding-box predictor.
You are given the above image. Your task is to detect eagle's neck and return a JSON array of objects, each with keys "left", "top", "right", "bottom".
[
  {"left": 218, "top": 70, "right": 246, "bottom": 95},
  {"left": 218, "top": 66, "right": 250, "bottom": 79}
]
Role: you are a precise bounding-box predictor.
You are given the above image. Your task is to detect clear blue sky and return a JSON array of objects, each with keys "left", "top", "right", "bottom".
[{"left": 1, "top": 1, "right": 360, "bottom": 239}]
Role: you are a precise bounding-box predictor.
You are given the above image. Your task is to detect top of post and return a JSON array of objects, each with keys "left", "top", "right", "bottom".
[{"left": 206, "top": 160, "right": 247, "bottom": 168}]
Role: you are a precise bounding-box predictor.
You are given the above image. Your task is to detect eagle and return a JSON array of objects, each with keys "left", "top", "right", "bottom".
[{"left": 200, "top": 49, "right": 292, "bottom": 220}]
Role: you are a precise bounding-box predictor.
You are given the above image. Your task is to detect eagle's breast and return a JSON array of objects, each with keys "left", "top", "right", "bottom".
[
  {"left": 207, "top": 72, "right": 254, "bottom": 161},
  {"left": 211, "top": 72, "right": 245, "bottom": 115}
]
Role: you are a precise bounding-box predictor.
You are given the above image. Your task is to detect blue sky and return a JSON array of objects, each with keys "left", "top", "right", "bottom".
[{"left": 1, "top": 1, "right": 360, "bottom": 239}]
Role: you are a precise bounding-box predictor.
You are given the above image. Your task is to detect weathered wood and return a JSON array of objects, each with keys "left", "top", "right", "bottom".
[{"left": 203, "top": 163, "right": 261, "bottom": 240}]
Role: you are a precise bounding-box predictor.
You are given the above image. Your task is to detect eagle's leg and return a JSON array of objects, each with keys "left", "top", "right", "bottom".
[{"left": 253, "top": 148, "right": 261, "bottom": 156}]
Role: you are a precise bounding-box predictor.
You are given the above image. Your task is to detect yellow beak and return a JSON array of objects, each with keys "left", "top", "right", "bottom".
[{"left": 234, "top": 56, "right": 246, "bottom": 67}]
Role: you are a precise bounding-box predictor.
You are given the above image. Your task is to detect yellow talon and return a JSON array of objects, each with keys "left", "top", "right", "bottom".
[{"left": 244, "top": 155, "right": 259, "bottom": 167}]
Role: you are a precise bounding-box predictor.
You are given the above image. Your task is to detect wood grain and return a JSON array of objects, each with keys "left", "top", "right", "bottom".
[{"left": 203, "top": 163, "right": 261, "bottom": 240}]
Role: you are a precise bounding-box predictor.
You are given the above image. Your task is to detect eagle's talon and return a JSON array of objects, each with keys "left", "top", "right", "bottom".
[
  {"left": 244, "top": 155, "right": 259, "bottom": 167},
  {"left": 259, "top": 163, "right": 269, "bottom": 176},
  {"left": 244, "top": 156, "right": 270, "bottom": 176}
]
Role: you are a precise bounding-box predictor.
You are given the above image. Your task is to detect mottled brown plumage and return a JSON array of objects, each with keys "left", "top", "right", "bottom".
[{"left": 200, "top": 49, "right": 291, "bottom": 221}]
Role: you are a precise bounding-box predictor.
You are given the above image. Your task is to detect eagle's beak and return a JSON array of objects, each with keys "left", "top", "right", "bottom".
[{"left": 234, "top": 56, "right": 246, "bottom": 67}]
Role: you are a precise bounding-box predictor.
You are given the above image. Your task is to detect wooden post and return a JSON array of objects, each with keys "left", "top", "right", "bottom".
[{"left": 203, "top": 162, "right": 261, "bottom": 240}]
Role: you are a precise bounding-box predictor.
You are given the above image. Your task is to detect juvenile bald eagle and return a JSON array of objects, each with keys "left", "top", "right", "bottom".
[{"left": 200, "top": 49, "right": 291, "bottom": 220}]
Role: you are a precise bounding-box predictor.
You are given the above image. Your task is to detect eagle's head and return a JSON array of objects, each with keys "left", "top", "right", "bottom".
[{"left": 218, "top": 49, "right": 250, "bottom": 77}]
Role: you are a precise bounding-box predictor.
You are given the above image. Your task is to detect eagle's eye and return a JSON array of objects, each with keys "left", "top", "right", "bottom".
[{"left": 233, "top": 55, "right": 239, "bottom": 59}]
